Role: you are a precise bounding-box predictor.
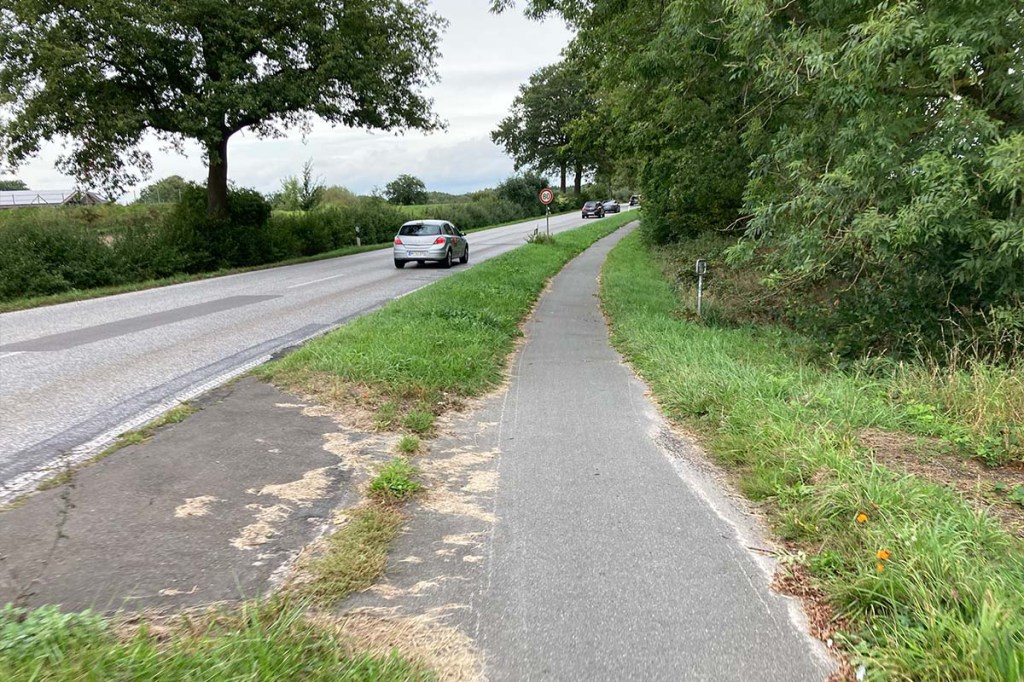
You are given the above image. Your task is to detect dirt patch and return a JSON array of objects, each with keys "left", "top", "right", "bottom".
[
  {"left": 174, "top": 496, "right": 219, "bottom": 518},
  {"left": 413, "top": 447, "right": 500, "bottom": 524},
  {"left": 315, "top": 608, "right": 483, "bottom": 682},
  {"left": 860, "top": 429, "right": 1024, "bottom": 538},
  {"left": 253, "top": 468, "right": 332, "bottom": 504},
  {"left": 772, "top": 563, "right": 855, "bottom": 682},
  {"left": 323, "top": 431, "right": 391, "bottom": 479},
  {"left": 230, "top": 503, "right": 292, "bottom": 550}
]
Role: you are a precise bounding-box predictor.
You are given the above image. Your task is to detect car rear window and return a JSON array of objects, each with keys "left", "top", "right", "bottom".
[{"left": 399, "top": 223, "right": 442, "bottom": 236}]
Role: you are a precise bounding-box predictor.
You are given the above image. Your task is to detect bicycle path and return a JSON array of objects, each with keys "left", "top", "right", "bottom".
[{"left": 472, "top": 226, "right": 832, "bottom": 680}]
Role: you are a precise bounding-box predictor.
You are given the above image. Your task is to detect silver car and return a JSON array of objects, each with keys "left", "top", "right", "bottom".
[{"left": 393, "top": 220, "right": 469, "bottom": 269}]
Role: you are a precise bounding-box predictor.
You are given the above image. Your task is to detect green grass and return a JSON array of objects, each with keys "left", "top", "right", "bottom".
[
  {"left": 0, "top": 601, "right": 430, "bottom": 681},
  {"left": 368, "top": 459, "right": 424, "bottom": 503},
  {"left": 600, "top": 231, "right": 1024, "bottom": 681},
  {"left": 396, "top": 435, "right": 421, "bottom": 455},
  {"left": 262, "top": 211, "right": 636, "bottom": 422},
  {"left": 295, "top": 505, "right": 406, "bottom": 605},
  {"left": 401, "top": 407, "right": 435, "bottom": 435}
]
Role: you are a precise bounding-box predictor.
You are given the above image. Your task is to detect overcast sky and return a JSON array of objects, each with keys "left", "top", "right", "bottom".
[{"left": 8, "top": 2, "right": 572, "bottom": 199}]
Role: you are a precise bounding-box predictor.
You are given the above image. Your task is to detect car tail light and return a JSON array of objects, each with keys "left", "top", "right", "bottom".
[
  {"left": 394, "top": 237, "right": 403, "bottom": 245},
  {"left": 434, "top": 236, "right": 446, "bottom": 244}
]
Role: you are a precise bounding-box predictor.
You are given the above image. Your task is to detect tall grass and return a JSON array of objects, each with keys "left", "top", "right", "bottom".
[{"left": 600, "top": 231, "right": 1024, "bottom": 681}]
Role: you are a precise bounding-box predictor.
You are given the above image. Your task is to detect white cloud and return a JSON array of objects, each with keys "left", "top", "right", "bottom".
[{"left": 8, "top": 2, "right": 572, "bottom": 198}]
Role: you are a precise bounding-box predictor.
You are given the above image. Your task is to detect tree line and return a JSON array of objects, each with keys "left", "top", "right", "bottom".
[{"left": 495, "top": 0, "right": 1024, "bottom": 359}]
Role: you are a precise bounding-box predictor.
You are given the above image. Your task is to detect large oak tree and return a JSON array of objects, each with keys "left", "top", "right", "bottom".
[{"left": 0, "top": 0, "right": 446, "bottom": 217}]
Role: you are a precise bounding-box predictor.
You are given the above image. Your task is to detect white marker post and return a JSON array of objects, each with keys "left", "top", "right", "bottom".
[
  {"left": 539, "top": 187, "right": 554, "bottom": 235},
  {"left": 695, "top": 259, "right": 707, "bottom": 317}
]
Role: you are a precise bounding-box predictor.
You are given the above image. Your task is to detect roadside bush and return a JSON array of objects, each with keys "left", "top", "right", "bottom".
[
  {"left": 432, "top": 198, "right": 524, "bottom": 230},
  {"left": 0, "top": 204, "right": 171, "bottom": 237},
  {"left": 495, "top": 172, "right": 549, "bottom": 216},
  {"left": 164, "top": 184, "right": 273, "bottom": 269},
  {"left": 343, "top": 199, "right": 409, "bottom": 244},
  {"left": 0, "top": 221, "right": 122, "bottom": 298}
]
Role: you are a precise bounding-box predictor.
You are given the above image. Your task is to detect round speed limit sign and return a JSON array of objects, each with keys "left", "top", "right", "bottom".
[{"left": 538, "top": 188, "right": 554, "bottom": 205}]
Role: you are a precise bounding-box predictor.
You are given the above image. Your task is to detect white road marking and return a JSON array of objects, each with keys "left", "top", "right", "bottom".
[
  {"left": 0, "top": 351, "right": 25, "bottom": 359},
  {"left": 395, "top": 284, "right": 429, "bottom": 300},
  {"left": 286, "top": 273, "right": 346, "bottom": 289}
]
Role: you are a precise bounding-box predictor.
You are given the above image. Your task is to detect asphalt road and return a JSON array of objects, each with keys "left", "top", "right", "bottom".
[{"left": 0, "top": 208, "right": 629, "bottom": 500}]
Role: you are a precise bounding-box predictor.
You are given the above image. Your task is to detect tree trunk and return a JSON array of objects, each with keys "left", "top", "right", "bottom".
[
  {"left": 206, "top": 134, "right": 230, "bottom": 219},
  {"left": 559, "top": 163, "right": 567, "bottom": 193},
  {"left": 573, "top": 163, "right": 583, "bottom": 195}
]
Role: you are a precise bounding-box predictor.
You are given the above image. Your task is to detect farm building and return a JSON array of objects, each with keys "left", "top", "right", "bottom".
[{"left": 0, "top": 189, "right": 109, "bottom": 209}]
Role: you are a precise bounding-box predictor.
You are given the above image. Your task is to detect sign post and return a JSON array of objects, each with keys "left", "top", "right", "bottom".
[
  {"left": 538, "top": 188, "right": 554, "bottom": 236},
  {"left": 695, "top": 259, "right": 708, "bottom": 317}
]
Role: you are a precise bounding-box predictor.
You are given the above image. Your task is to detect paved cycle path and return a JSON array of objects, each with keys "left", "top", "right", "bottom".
[{"left": 473, "top": 226, "right": 832, "bottom": 680}]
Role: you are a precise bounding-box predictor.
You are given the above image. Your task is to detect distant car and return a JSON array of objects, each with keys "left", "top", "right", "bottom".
[
  {"left": 629, "top": 194, "right": 641, "bottom": 206},
  {"left": 581, "top": 201, "right": 605, "bottom": 219},
  {"left": 393, "top": 220, "right": 468, "bottom": 269},
  {"left": 602, "top": 199, "right": 620, "bottom": 213}
]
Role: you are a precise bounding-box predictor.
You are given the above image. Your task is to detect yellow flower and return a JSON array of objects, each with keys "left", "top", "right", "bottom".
[
  {"left": 876, "top": 563, "right": 885, "bottom": 573},
  {"left": 876, "top": 549, "right": 891, "bottom": 561},
  {"left": 856, "top": 512, "right": 868, "bottom": 524}
]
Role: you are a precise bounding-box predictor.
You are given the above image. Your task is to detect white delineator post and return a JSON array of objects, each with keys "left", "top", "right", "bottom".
[{"left": 695, "top": 259, "right": 707, "bottom": 317}]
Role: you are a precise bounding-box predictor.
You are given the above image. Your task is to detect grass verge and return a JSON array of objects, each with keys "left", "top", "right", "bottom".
[
  {"left": 369, "top": 458, "right": 424, "bottom": 503},
  {"left": 0, "top": 601, "right": 430, "bottom": 681},
  {"left": 293, "top": 505, "right": 406, "bottom": 605},
  {"left": 262, "top": 210, "right": 636, "bottom": 427},
  {"left": 600, "top": 231, "right": 1024, "bottom": 681}
]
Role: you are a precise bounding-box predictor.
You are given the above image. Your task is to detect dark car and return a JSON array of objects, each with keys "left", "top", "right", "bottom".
[
  {"left": 629, "top": 194, "right": 641, "bottom": 206},
  {"left": 581, "top": 201, "right": 605, "bottom": 219},
  {"left": 602, "top": 199, "right": 620, "bottom": 213}
]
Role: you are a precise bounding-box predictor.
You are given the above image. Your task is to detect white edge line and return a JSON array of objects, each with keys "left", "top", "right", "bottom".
[
  {"left": 286, "top": 272, "right": 347, "bottom": 289},
  {"left": 0, "top": 351, "right": 25, "bottom": 359}
]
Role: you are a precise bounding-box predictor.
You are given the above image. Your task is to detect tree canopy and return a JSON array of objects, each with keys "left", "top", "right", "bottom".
[
  {"left": 0, "top": 0, "right": 446, "bottom": 217},
  {"left": 271, "top": 161, "right": 325, "bottom": 212},
  {"left": 491, "top": 60, "right": 594, "bottom": 193},
  {"left": 385, "top": 174, "right": 428, "bottom": 205},
  {"left": 0, "top": 179, "right": 29, "bottom": 191},
  {"left": 497, "top": 0, "right": 1024, "bottom": 358},
  {"left": 134, "top": 175, "right": 189, "bottom": 204}
]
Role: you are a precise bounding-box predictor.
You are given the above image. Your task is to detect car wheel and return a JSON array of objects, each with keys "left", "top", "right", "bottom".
[
  {"left": 394, "top": 259, "right": 405, "bottom": 269},
  {"left": 459, "top": 247, "right": 469, "bottom": 265},
  {"left": 443, "top": 249, "right": 453, "bottom": 268}
]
